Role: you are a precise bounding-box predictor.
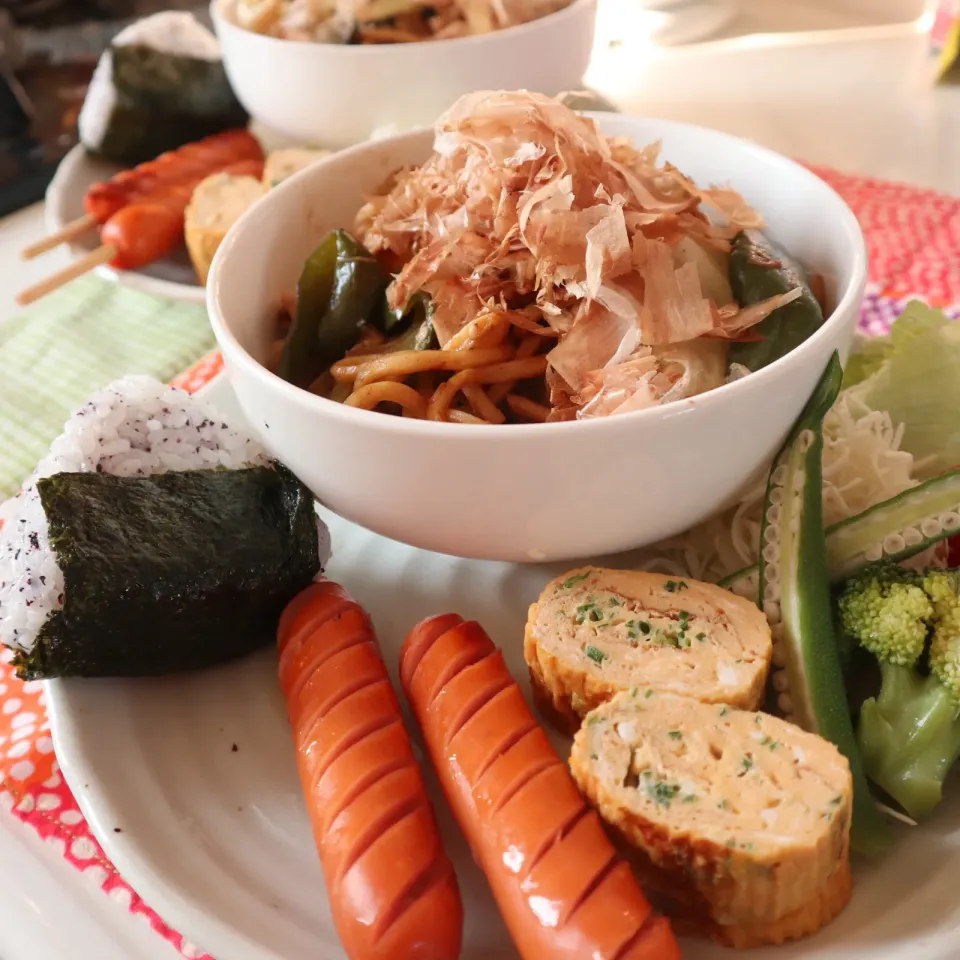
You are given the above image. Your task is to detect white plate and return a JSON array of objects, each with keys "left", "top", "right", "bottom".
[
  {"left": 45, "top": 145, "right": 206, "bottom": 304},
  {"left": 47, "top": 374, "right": 960, "bottom": 960}
]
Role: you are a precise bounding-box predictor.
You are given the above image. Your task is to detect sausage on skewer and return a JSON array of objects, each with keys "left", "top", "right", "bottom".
[
  {"left": 16, "top": 157, "right": 264, "bottom": 306},
  {"left": 22, "top": 129, "right": 263, "bottom": 260}
]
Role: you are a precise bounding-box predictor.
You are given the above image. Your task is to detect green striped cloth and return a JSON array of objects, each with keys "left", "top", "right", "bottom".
[{"left": 0, "top": 275, "right": 215, "bottom": 499}]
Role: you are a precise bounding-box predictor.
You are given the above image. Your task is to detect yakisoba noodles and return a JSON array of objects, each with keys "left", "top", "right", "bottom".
[
  {"left": 228, "top": 0, "right": 574, "bottom": 44},
  {"left": 272, "top": 90, "right": 826, "bottom": 424}
]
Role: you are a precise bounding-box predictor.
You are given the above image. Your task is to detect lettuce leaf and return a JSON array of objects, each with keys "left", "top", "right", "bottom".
[{"left": 848, "top": 301, "right": 960, "bottom": 478}]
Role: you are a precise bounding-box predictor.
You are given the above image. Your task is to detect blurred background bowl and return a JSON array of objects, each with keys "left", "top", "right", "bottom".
[
  {"left": 207, "top": 113, "right": 866, "bottom": 563},
  {"left": 211, "top": 0, "right": 598, "bottom": 149}
]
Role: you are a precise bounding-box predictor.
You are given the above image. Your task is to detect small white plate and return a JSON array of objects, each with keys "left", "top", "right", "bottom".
[
  {"left": 45, "top": 145, "right": 205, "bottom": 304},
  {"left": 46, "top": 375, "right": 960, "bottom": 960}
]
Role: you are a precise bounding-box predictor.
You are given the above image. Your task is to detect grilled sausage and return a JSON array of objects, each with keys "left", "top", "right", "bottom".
[
  {"left": 277, "top": 581, "right": 463, "bottom": 960},
  {"left": 83, "top": 129, "right": 263, "bottom": 224},
  {"left": 100, "top": 158, "right": 264, "bottom": 271},
  {"left": 400, "top": 614, "right": 681, "bottom": 960}
]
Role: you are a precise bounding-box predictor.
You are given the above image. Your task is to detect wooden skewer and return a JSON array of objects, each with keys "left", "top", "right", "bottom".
[
  {"left": 16, "top": 245, "right": 117, "bottom": 307},
  {"left": 21, "top": 214, "right": 98, "bottom": 260}
]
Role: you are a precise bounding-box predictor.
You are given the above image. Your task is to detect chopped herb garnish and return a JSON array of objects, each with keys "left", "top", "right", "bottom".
[
  {"left": 725, "top": 838, "right": 737, "bottom": 848},
  {"left": 639, "top": 621, "right": 651, "bottom": 635},
  {"left": 664, "top": 580, "right": 689, "bottom": 593},
  {"left": 718, "top": 706, "right": 728, "bottom": 717},
  {"left": 630, "top": 686, "right": 639, "bottom": 698},
  {"left": 768, "top": 740, "right": 780, "bottom": 751},
  {"left": 645, "top": 688, "right": 654, "bottom": 699},
  {"left": 646, "top": 779, "right": 681, "bottom": 807},
  {"left": 563, "top": 572, "right": 590, "bottom": 588},
  {"left": 718, "top": 799, "right": 729, "bottom": 810},
  {"left": 585, "top": 644, "right": 606, "bottom": 665},
  {"left": 740, "top": 755, "right": 754, "bottom": 773},
  {"left": 626, "top": 620, "right": 640, "bottom": 640},
  {"left": 682, "top": 794, "right": 698, "bottom": 803},
  {"left": 588, "top": 714, "right": 601, "bottom": 726},
  {"left": 653, "top": 629, "right": 680, "bottom": 648},
  {"left": 668, "top": 730, "right": 683, "bottom": 740},
  {"left": 590, "top": 752, "right": 598, "bottom": 760},
  {"left": 576, "top": 602, "right": 604, "bottom": 624},
  {"left": 696, "top": 632, "right": 707, "bottom": 642},
  {"left": 678, "top": 610, "right": 690, "bottom": 622},
  {"left": 677, "top": 633, "right": 691, "bottom": 648},
  {"left": 609, "top": 597, "right": 622, "bottom": 607},
  {"left": 759, "top": 735, "right": 772, "bottom": 746}
]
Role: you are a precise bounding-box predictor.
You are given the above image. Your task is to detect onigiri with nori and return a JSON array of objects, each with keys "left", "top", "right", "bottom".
[{"left": 0, "top": 376, "right": 330, "bottom": 679}]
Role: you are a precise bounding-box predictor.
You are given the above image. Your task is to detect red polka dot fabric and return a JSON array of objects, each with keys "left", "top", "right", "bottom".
[{"left": 0, "top": 164, "right": 958, "bottom": 959}]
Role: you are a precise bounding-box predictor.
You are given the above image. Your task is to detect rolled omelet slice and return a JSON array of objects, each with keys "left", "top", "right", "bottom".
[
  {"left": 263, "top": 148, "right": 331, "bottom": 188},
  {"left": 570, "top": 691, "right": 853, "bottom": 948},
  {"left": 525, "top": 566, "right": 772, "bottom": 731},
  {"left": 184, "top": 172, "right": 265, "bottom": 285}
]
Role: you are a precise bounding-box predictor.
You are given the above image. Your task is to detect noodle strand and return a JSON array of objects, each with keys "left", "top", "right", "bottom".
[
  {"left": 427, "top": 356, "right": 548, "bottom": 421},
  {"left": 447, "top": 409, "right": 489, "bottom": 425},
  {"left": 506, "top": 394, "right": 550, "bottom": 422},
  {"left": 353, "top": 346, "right": 513, "bottom": 387},
  {"left": 344, "top": 381, "right": 429, "bottom": 418},
  {"left": 487, "top": 336, "right": 543, "bottom": 403},
  {"left": 462, "top": 384, "right": 506, "bottom": 424}
]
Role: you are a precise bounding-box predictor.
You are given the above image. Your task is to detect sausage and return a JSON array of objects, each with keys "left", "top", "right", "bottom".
[
  {"left": 400, "top": 615, "right": 682, "bottom": 960},
  {"left": 100, "top": 157, "right": 265, "bottom": 270},
  {"left": 83, "top": 129, "right": 263, "bottom": 224},
  {"left": 277, "top": 581, "right": 463, "bottom": 960}
]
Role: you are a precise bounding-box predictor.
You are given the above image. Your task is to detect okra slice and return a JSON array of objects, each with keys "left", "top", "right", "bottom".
[
  {"left": 827, "top": 469, "right": 960, "bottom": 579},
  {"left": 758, "top": 353, "right": 890, "bottom": 855},
  {"left": 721, "top": 469, "right": 960, "bottom": 601}
]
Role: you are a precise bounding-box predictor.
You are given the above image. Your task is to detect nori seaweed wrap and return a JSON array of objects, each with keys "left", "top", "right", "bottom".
[
  {"left": 0, "top": 376, "right": 329, "bottom": 681},
  {"left": 13, "top": 465, "right": 319, "bottom": 680},
  {"left": 79, "top": 12, "right": 248, "bottom": 166}
]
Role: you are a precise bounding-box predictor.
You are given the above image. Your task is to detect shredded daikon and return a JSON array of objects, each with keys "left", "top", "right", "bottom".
[{"left": 640, "top": 390, "right": 920, "bottom": 582}]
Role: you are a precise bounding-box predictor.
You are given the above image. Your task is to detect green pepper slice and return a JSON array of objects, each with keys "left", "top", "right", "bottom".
[
  {"left": 387, "top": 292, "right": 438, "bottom": 351},
  {"left": 729, "top": 230, "right": 825, "bottom": 372},
  {"left": 278, "top": 229, "right": 391, "bottom": 389}
]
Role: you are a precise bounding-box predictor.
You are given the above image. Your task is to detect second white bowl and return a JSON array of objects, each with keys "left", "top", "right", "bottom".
[
  {"left": 207, "top": 113, "right": 866, "bottom": 563},
  {"left": 211, "top": 0, "right": 599, "bottom": 148}
]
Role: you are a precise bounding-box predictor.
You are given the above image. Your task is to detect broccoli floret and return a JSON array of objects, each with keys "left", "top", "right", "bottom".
[
  {"left": 838, "top": 562, "right": 932, "bottom": 666},
  {"left": 837, "top": 562, "right": 960, "bottom": 820},
  {"left": 924, "top": 570, "right": 960, "bottom": 702}
]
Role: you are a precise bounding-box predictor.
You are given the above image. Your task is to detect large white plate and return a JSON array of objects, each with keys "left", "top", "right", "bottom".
[
  {"left": 45, "top": 145, "right": 206, "bottom": 304},
  {"left": 47, "top": 374, "right": 960, "bottom": 960}
]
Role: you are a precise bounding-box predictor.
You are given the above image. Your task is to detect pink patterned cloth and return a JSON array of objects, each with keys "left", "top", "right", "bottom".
[{"left": 0, "top": 164, "right": 958, "bottom": 959}]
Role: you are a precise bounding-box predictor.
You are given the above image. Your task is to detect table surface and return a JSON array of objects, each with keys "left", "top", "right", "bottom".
[{"left": 1, "top": 9, "right": 957, "bottom": 959}]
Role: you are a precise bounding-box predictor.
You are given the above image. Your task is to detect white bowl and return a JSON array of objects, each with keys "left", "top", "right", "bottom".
[
  {"left": 207, "top": 113, "right": 867, "bottom": 563},
  {"left": 210, "top": 0, "right": 598, "bottom": 148}
]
